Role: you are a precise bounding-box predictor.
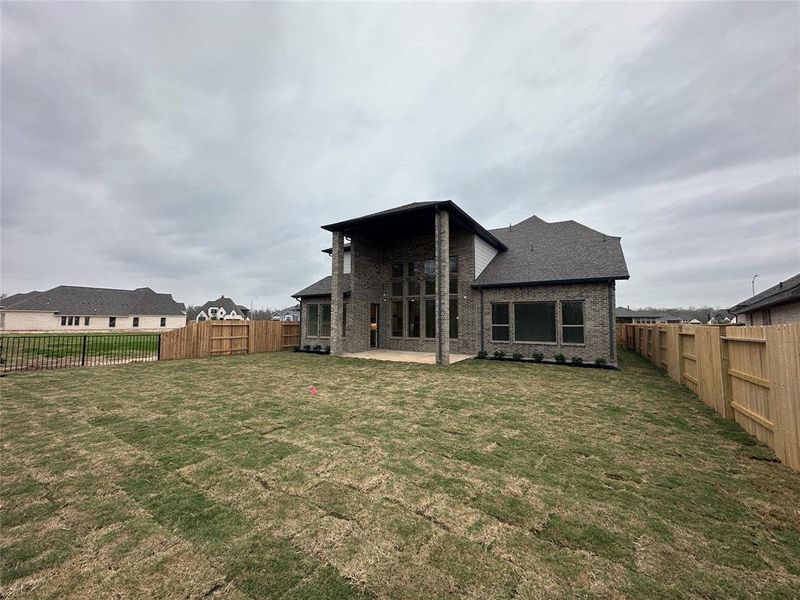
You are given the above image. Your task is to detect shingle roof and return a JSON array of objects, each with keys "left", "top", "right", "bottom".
[
  {"left": 729, "top": 273, "right": 800, "bottom": 314},
  {"left": 292, "top": 275, "right": 351, "bottom": 298},
  {"left": 1, "top": 285, "right": 186, "bottom": 315},
  {"left": 198, "top": 296, "right": 246, "bottom": 316},
  {"left": 615, "top": 307, "right": 682, "bottom": 321},
  {"left": 474, "top": 216, "right": 629, "bottom": 287}
]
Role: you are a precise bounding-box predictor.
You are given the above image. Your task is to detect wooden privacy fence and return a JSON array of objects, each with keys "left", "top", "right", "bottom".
[
  {"left": 160, "top": 320, "right": 300, "bottom": 361},
  {"left": 617, "top": 322, "right": 800, "bottom": 471}
]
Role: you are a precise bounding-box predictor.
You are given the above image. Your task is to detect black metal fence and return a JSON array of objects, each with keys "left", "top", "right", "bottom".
[{"left": 0, "top": 334, "right": 161, "bottom": 373}]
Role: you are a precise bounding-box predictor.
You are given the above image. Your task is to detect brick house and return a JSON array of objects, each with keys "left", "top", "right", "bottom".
[
  {"left": 729, "top": 273, "right": 800, "bottom": 325},
  {"left": 292, "top": 201, "right": 629, "bottom": 365}
]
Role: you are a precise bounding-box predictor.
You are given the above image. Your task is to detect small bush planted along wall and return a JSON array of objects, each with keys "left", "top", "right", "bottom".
[
  {"left": 531, "top": 352, "right": 544, "bottom": 363},
  {"left": 554, "top": 353, "right": 566, "bottom": 364}
]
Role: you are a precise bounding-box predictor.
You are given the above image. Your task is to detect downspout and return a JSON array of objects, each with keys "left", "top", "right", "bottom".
[
  {"left": 479, "top": 287, "right": 485, "bottom": 353},
  {"left": 607, "top": 280, "right": 615, "bottom": 364}
]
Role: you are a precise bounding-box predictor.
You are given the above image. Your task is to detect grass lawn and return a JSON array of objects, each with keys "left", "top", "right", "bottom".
[{"left": 2, "top": 350, "right": 799, "bottom": 599}]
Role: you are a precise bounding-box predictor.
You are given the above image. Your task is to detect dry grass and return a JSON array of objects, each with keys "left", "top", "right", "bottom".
[{"left": 2, "top": 350, "right": 799, "bottom": 599}]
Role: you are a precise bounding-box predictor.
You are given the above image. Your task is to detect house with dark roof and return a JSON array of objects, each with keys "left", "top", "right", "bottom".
[
  {"left": 729, "top": 273, "right": 800, "bottom": 325},
  {"left": 615, "top": 307, "right": 683, "bottom": 324},
  {"left": 293, "top": 201, "right": 629, "bottom": 365},
  {"left": 195, "top": 296, "right": 250, "bottom": 321},
  {"left": 0, "top": 286, "right": 186, "bottom": 332},
  {"left": 270, "top": 305, "right": 301, "bottom": 322}
]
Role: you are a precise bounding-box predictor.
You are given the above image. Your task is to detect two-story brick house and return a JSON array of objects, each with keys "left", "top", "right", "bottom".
[{"left": 293, "top": 201, "right": 629, "bottom": 365}]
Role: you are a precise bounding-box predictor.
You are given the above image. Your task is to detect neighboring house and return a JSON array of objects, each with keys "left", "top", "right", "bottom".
[
  {"left": 615, "top": 307, "right": 683, "bottom": 324},
  {"left": 729, "top": 273, "right": 800, "bottom": 325},
  {"left": 0, "top": 286, "right": 186, "bottom": 332},
  {"left": 195, "top": 296, "right": 250, "bottom": 321},
  {"left": 687, "top": 318, "right": 702, "bottom": 325},
  {"left": 293, "top": 201, "right": 629, "bottom": 365},
  {"left": 270, "top": 305, "right": 301, "bottom": 321}
]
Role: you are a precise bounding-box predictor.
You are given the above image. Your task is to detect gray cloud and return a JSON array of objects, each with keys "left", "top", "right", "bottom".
[{"left": 2, "top": 1, "right": 798, "bottom": 310}]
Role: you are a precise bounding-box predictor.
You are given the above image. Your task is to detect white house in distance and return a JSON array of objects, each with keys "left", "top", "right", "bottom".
[
  {"left": 0, "top": 285, "right": 187, "bottom": 332},
  {"left": 270, "top": 305, "right": 301, "bottom": 321},
  {"left": 195, "top": 296, "right": 250, "bottom": 321}
]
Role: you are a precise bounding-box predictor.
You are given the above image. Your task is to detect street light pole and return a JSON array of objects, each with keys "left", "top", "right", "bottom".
[
  {"left": 251, "top": 297, "right": 258, "bottom": 321},
  {"left": 751, "top": 274, "right": 758, "bottom": 297}
]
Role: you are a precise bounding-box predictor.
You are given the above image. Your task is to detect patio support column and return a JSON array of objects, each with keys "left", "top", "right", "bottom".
[
  {"left": 330, "top": 230, "right": 345, "bottom": 355},
  {"left": 435, "top": 208, "right": 450, "bottom": 365}
]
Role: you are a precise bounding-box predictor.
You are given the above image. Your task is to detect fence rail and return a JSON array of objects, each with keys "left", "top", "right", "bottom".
[
  {"left": 0, "top": 334, "right": 160, "bottom": 373},
  {"left": 618, "top": 322, "right": 800, "bottom": 471},
  {"left": 160, "top": 320, "right": 300, "bottom": 361}
]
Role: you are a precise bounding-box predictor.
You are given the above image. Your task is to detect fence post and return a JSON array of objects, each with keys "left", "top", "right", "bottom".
[
  {"left": 677, "top": 325, "right": 685, "bottom": 385},
  {"left": 81, "top": 335, "right": 87, "bottom": 367},
  {"left": 717, "top": 326, "right": 734, "bottom": 420},
  {"left": 157, "top": 334, "right": 162, "bottom": 361}
]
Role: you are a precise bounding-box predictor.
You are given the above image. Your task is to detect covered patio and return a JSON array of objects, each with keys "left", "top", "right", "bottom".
[{"left": 340, "top": 349, "right": 474, "bottom": 364}]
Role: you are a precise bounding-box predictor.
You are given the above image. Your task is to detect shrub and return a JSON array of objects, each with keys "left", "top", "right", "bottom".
[
  {"left": 512, "top": 352, "right": 523, "bottom": 361},
  {"left": 313, "top": 344, "right": 322, "bottom": 352},
  {"left": 570, "top": 356, "right": 583, "bottom": 366},
  {"left": 323, "top": 345, "right": 331, "bottom": 354},
  {"left": 531, "top": 352, "right": 544, "bottom": 363},
  {"left": 493, "top": 350, "right": 506, "bottom": 359},
  {"left": 303, "top": 344, "right": 311, "bottom": 351},
  {"left": 594, "top": 357, "right": 607, "bottom": 366},
  {"left": 477, "top": 350, "right": 488, "bottom": 359},
  {"left": 554, "top": 353, "right": 566, "bottom": 364},
  {"left": 293, "top": 345, "right": 301, "bottom": 352}
]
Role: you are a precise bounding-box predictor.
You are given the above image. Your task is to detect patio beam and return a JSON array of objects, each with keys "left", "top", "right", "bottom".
[
  {"left": 330, "top": 230, "right": 345, "bottom": 355},
  {"left": 435, "top": 208, "right": 450, "bottom": 365}
]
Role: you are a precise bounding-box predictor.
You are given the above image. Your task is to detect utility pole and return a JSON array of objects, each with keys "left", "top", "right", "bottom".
[
  {"left": 751, "top": 274, "right": 758, "bottom": 297},
  {"left": 250, "top": 297, "right": 258, "bottom": 321}
]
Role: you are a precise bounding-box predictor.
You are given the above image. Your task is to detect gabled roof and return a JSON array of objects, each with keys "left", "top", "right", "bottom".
[
  {"left": 1, "top": 285, "right": 186, "bottom": 315},
  {"left": 322, "top": 201, "right": 507, "bottom": 252},
  {"left": 292, "top": 275, "right": 351, "bottom": 298},
  {"left": 198, "top": 296, "right": 245, "bottom": 315},
  {"left": 474, "top": 216, "right": 629, "bottom": 287},
  {"left": 729, "top": 273, "right": 800, "bottom": 314}
]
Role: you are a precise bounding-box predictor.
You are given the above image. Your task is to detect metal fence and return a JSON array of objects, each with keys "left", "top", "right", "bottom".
[{"left": 0, "top": 334, "right": 161, "bottom": 373}]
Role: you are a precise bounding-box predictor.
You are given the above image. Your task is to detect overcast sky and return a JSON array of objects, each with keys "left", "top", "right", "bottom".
[{"left": 2, "top": 2, "right": 798, "bottom": 310}]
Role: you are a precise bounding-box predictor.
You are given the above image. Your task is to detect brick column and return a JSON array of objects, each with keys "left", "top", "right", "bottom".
[
  {"left": 330, "top": 230, "right": 345, "bottom": 355},
  {"left": 435, "top": 208, "right": 450, "bottom": 365}
]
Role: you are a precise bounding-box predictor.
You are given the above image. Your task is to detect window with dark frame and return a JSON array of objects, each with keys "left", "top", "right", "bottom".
[
  {"left": 391, "top": 263, "right": 404, "bottom": 278},
  {"left": 514, "top": 302, "right": 555, "bottom": 342},
  {"left": 391, "top": 281, "right": 404, "bottom": 297},
  {"left": 424, "top": 299, "right": 435, "bottom": 338},
  {"left": 61, "top": 316, "right": 67, "bottom": 326},
  {"left": 84, "top": 317, "right": 90, "bottom": 326},
  {"left": 561, "top": 300, "right": 585, "bottom": 344},
  {"left": 407, "top": 299, "right": 420, "bottom": 337},
  {"left": 109, "top": 316, "right": 116, "bottom": 328},
  {"left": 67, "top": 316, "right": 73, "bottom": 326},
  {"left": 307, "top": 304, "right": 319, "bottom": 337},
  {"left": 133, "top": 317, "right": 140, "bottom": 327},
  {"left": 449, "top": 298, "right": 458, "bottom": 339},
  {"left": 160, "top": 317, "right": 166, "bottom": 327},
  {"left": 320, "top": 304, "right": 331, "bottom": 337},
  {"left": 391, "top": 301, "right": 403, "bottom": 336},
  {"left": 424, "top": 259, "right": 435, "bottom": 294},
  {"left": 491, "top": 303, "right": 510, "bottom": 341}
]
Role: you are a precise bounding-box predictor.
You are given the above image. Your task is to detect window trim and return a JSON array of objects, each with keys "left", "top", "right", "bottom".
[
  {"left": 513, "top": 301, "right": 556, "bottom": 344},
  {"left": 491, "top": 302, "right": 510, "bottom": 342},
  {"left": 560, "top": 300, "right": 586, "bottom": 346}
]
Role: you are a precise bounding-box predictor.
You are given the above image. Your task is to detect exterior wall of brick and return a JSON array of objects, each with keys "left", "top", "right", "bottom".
[
  {"left": 480, "top": 281, "right": 616, "bottom": 364},
  {"left": 743, "top": 301, "right": 800, "bottom": 325}
]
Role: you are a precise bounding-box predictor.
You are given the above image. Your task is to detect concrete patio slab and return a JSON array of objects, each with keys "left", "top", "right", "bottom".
[{"left": 340, "top": 349, "right": 473, "bottom": 364}]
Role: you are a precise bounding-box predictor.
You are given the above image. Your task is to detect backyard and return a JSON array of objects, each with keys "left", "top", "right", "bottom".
[{"left": 2, "top": 351, "right": 799, "bottom": 599}]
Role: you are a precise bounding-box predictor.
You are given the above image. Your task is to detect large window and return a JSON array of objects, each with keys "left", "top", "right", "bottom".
[
  {"left": 407, "top": 300, "right": 420, "bottom": 337},
  {"left": 449, "top": 298, "right": 458, "bottom": 339},
  {"left": 391, "top": 301, "right": 403, "bottom": 336},
  {"left": 561, "top": 301, "right": 584, "bottom": 344},
  {"left": 307, "top": 304, "right": 319, "bottom": 337},
  {"left": 424, "top": 259, "right": 435, "bottom": 294},
  {"left": 514, "top": 302, "right": 555, "bottom": 342},
  {"left": 320, "top": 304, "right": 331, "bottom": 337},
  {"left": 424, "top": 299, "right": 435, "bottom": 338},
  {"left": 391, "top": 281, "right": 404, "bottom": 297},
  {"left": 391, "top": 263, "right": 404, "bottom": 278},
  {"left": 492, "top": 303, "right": 510, "bottom": 341}
]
